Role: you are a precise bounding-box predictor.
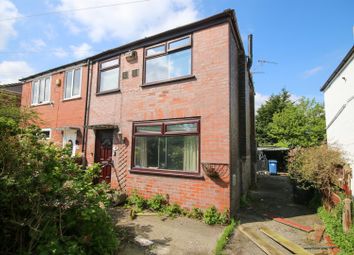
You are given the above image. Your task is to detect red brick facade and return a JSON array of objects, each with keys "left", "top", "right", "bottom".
[
  {"left": 21, "top": 66, "right": 88, "bottom": 152},
  {"left": 20, "top": 10, "right": 255, "bottom": 215}
]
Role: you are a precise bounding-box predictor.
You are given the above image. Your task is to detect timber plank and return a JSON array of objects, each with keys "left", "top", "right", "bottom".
[
  {"left": 273, "top": 217, "right": 314, "bottom": 232},
  {"left": 260, "top": 226, "right": 313, "bottom": 255},
  {"left": 239, "top": 226, "right": 285, "bottom": 255}
]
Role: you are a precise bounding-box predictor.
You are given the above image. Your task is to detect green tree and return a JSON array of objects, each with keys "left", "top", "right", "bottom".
[
  {"left": 268, "top": 98, "right": 326, "bottom": 148},
  {"left": 256, "top": 89, "right": 292, "bottom": 145}
]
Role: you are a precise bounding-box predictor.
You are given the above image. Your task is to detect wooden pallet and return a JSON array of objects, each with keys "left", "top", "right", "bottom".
[
  {"left": 239, "top": 226, "right": 285, "bottom": 255},
  {"left": 260, "top": 226, "right": 313, "bottom": 255}
]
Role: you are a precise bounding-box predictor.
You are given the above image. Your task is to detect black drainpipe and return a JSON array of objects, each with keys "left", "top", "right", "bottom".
[{"left": 82, "top": 59, "right": 92, "bottom": 167}]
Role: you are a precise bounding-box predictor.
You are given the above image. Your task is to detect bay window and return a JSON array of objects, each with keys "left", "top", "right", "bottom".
[
  {"left": 145, "top": 35, "right": 192, "bottom": 84},
  {"left": 133, "top": 119, "right": 199, "bottom": 174}
]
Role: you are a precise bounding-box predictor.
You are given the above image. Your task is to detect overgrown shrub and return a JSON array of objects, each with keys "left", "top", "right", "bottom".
[
  {"left": 318, "top": 203, "right": 354, "bottom": 254},
  {"left": 288, "top": 145, "right": 349, "bottom": 195},
  {"left": 0, "top": 107, "right": 117, "bottom": 254}
]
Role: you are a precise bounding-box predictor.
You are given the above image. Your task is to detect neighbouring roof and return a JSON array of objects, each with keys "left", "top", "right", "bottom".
[
  {"left": 0, "top": 82, "right": 23, "bottom": 94},
  {"left": 20, "top": 9, "right": 244, "bottom": 81},
  {"left": 320, "top": 45, "right": 354, "bottom": 92}
]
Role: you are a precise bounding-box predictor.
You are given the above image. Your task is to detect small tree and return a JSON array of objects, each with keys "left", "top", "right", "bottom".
[
  {"left": 268, "top": 98, "right": 326, "bottom": 148},
  {"left": 256, "top": 89, "right": 292, "bottom": 146}
]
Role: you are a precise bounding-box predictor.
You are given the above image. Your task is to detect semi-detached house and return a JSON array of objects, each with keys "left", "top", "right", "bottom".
[{"left": 21, "top": 9, "right": 256, "bottom": 217}]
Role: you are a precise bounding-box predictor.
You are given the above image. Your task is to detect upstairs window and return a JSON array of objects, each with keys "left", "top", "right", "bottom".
[
  {"left": 64, "top": 68, "right": 81, "bottom": 99},
  {"left": 98, "top": 57, "right": 120, "bottom": 93},
  {"left": 145, "top": 35, "right": 192, "bottom": 84},
  {"left": 133, "top": 119, "right": 199, "bottom": 173},
  {"left": 32, "top": 77, "right": 50, "bottom": 105}
]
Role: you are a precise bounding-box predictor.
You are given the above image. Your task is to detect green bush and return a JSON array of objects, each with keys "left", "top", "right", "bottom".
[
  {"left": 126, "top": 191, "right": 146, "bottom": 212},
  {"left": 164, "top": 203, "right": 185, "bottom": 217},
  {"left": 203, "top": 206, "right": 229, "bottom": 225},
  {"left": 288, "top": 145, "right": 349, "bottom": 194},
  {"left": 147, "top": 194, "right": 168, "bottom": 212},
  {"left": 0, "top": 107, "right": 117, "bottom": 254},
  {"left": 318, "top": 203, "right": 354, "bottom": 255},
  {"left": 187, "top": 207, "right": 204, "bottom": 220}
]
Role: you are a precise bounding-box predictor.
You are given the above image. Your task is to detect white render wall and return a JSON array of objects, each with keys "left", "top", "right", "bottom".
[{"left": 323, "top": 53, "right": 354, "bottom": 193}]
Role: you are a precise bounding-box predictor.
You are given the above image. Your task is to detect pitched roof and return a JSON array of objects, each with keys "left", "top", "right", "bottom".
[
  {"left": 21, "top": 9, "right": 244, "bottom": 81},
  {"left": 320, "top": 45, "right": 354, "bottom": 92}
]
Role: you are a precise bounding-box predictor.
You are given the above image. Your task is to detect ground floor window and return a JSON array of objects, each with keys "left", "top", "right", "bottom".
[{"left": 133, "top": 119, "right": 199, "bottom": 173}]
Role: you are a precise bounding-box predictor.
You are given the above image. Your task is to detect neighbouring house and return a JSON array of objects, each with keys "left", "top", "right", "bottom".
[
  {"left": 321, "top": 45, "right": 354, "bottom": 195},
  {"left": 21, "top": 61, "right": 89, "bottom": 156},
  {"left": 0, "top": 82, "right": 23, "bottom": 106},
  {"left": 20, "top": 9, "right": 256, "bottom": 216}
]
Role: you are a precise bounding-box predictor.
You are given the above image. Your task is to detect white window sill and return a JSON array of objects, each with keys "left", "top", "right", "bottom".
[
  {"left": 31, "top": 102, "right": 52, "bottom": 107},
  {"left": 62, "top": 96, "right": 82, "bottom": 102}
]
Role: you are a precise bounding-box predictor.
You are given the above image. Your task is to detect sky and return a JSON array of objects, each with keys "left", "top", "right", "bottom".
[{"left": 0, "top": 0, "right": 353, "bottom": 108}]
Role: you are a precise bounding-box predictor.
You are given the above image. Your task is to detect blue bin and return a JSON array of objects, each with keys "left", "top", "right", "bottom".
[{"left": 268, "top": 160, "right": 278, "bottom": 175}]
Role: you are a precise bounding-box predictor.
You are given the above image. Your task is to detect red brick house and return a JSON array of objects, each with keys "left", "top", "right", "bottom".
[
  {"left": 21, "top": 10, "right": 256, "bottom": 217},
  {"left": 21, "top": 62, "right": 89, "bottom": 156}
]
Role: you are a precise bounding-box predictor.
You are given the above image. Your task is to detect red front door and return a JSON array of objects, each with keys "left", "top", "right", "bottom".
[{"left": 94, "top": 130, "right": 113, "bottom": 184}]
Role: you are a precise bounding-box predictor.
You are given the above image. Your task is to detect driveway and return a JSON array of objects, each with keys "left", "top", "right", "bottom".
[
  {"left": 223, "top": 175, "right": 325, "bottom": 255},
  {"left": 111, "top": 207, "right": 224, "bottom": 255}
]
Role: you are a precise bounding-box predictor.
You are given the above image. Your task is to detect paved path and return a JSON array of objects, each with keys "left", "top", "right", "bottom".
[
  {"left": 111, "top": 207, "right": 224, "bottom": 255},
  {"left": 224, "top": 175, "right": 325, "bottom": 255}
]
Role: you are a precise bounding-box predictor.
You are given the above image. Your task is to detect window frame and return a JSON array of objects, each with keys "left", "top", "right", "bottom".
[
  {"left": 131, "top": 118, "right": 201, "bottom": 178},
  {"left": 31, "top": 76, "right": 51, "bottom": 106},
  {"left": 97, "top": 56, "right": 121, "bottom": 94},
  {"left": 63, "top": 67, "right": 82, "bottom": 100},
  {"left": 41, "top": 128, "right": 51, "bottom": 139},
  {"left": 143, "top": 35, "right": 193, "bottom": 85}
]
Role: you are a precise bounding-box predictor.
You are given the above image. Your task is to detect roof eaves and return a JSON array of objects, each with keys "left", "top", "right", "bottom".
[
  {"left": 20, "top": 59, "right": 88, "bottom": 82},
  {"left": 320, "top": 45, "right": 354, "bottom": 92}
]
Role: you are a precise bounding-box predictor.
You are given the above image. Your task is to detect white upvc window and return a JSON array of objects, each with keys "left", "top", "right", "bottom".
[
  {"left": 64, "top": 68, "right": 82, "bottom": 99},
  {"left": 32, "top": 77, "right": 51, "bottom": 105},
  {"left": 41, "top": 128, "right": 51, "bottom": 139}
]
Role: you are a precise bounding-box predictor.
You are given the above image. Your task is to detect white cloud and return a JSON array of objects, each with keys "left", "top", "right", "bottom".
[
  {"left": 70, "top": 43, "right": 93, "bottom": 59},
  {"left": 255, "top": 92, "right": 269, "bottom": 110},
  {"left": 0, "top": 0, "right": 20, "bottom": 49},
  {"left": 0, "top": 61, "right": 34, "bottom": 84},
  {"left": 55, "top": 0, "right": 199, "bottom": 42},
  {"left": 20, "top": 39, "right": 47, "bottom": 52},
  {"left": 303, "top": 66, "right": 322, "bottom": 78},
  {"left": 53, "top": 47, "right": 69, "bottom": 58}
]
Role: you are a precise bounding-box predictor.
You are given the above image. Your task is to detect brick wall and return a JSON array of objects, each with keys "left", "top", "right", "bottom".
[
  {"left": 86, "top": 23, "right": 232, "bottom": 211},
  {"left": 21, "top": 66, "right": 88, "bottom": 150}
]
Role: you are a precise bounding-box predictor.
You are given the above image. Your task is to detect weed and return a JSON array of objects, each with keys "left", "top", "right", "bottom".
[
  {"left": 204, "top": 206, "right": 230, "bottom": 225},
  {"left": 318, "top": 203, "right": 354, "bottom": 255},
  {"left": 187, "top": 207, "right": 204, "bottom": 220},
  {"left": 147, "top": 194, "right": 168, "bottom": 212},
  {"left": 214, "top": 219, "right": 237, "bottom": 255}
]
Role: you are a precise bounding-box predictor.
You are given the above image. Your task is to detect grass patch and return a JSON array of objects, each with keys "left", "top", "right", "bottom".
[{"left": 214, "top": 219, "right": 237, "bottom": 255}]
